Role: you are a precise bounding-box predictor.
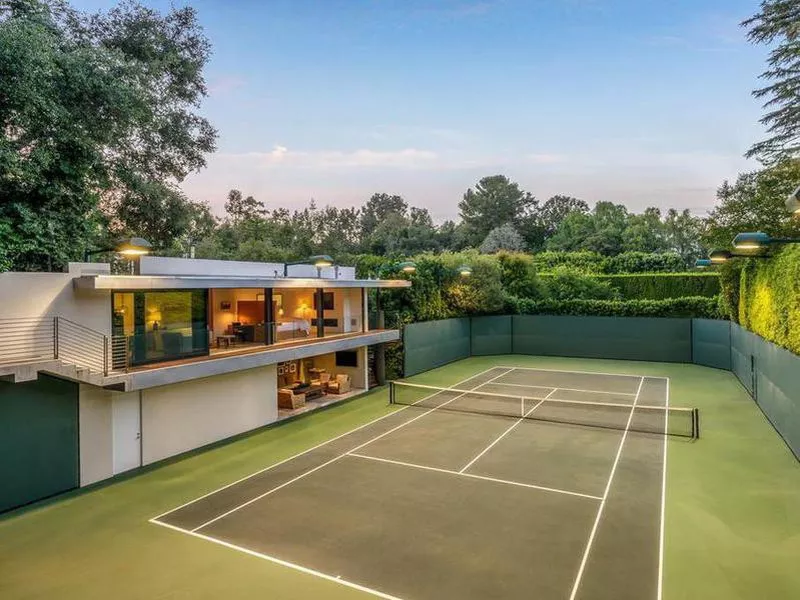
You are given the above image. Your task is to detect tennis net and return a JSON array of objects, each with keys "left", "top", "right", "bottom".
[{"left": 390, "top": 381, "right": 699, "bottom": 439}]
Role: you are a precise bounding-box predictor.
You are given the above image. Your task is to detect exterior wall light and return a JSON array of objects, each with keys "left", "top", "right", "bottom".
[
  {"left": 709, "top": 249, "right": 733, "bottom": 263},
  {"left": 458, "top": 265, "right": 473, "bottom": 277},
  {"left": 733, "top": 231, "right": 800, "bottom": 250},
  {"left": 84, "top": 237, "right": 153, "bottom": 262},
  {"left": 695, "top": 259, "right": 713, "bottom": 268}
]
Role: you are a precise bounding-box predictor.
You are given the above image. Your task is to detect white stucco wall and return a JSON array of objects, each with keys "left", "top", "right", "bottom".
[
  {"left": 0, "top": 264, "right": 111, "bottom": 336},
  {"left": 140, "top": 364, "right": 278, "bottom": 465},
  {"left": 139, "top": 256, "right": 284, "bottom": 277},
  {"left": 78, "top": 384, "right": 114, "bottom": 486}
]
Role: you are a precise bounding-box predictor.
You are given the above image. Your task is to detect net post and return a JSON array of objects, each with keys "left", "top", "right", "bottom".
[
  {"left": 693, "top": 408, "right": 700, "bottom": 439},
  {"left": 389, "top": 381, "right": 395, "bottom": 405}
]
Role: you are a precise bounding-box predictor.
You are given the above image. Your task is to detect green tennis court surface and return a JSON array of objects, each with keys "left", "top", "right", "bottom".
[
  {"left": 152, "top": 366, "right": 683, "bottom": 600},
  {"left": 2, "top": 356, "right": 798, "bottom": 600}
]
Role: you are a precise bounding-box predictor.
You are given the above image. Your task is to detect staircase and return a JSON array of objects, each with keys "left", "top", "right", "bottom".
[{"left": 0, "top": 317, "right": 129, "bottom": 388}]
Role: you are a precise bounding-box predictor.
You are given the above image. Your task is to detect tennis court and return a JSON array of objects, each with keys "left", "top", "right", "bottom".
[{"left": 151, "top": 365, "right": 697, "bottom": 600}]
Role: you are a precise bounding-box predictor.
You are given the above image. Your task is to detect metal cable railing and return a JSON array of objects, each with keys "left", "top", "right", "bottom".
[
  {"left": 55, "top": 317, "right": 109, "bottom": 375},
  {"left": 0, "top": 317, "right": 56, "bottom": 364}
]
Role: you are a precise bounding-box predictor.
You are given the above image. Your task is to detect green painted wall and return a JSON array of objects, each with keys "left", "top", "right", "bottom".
[
  {"left": 0, "top": 375, "right": 79, "bottom": 513},
  {"left": 692, "top": 319, "right": 732, "bottom": 371},
  {"left": 403, "top": 318, "right": 471, "bottom": 377},
  {"left": 471, "top": 316, "right": 513, "bottom": 356},
  {"left": 512, "top": 315, "right": 692, "bottom": 362}
]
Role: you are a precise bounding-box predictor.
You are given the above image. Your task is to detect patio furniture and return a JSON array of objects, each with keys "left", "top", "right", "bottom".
[
  {"left": 278, "top": 388, "right": 305, "bottom": 409},
  {"left": 216, "top": 334, "right": 237, "bottom": 348},
  {"left": 326, "top": 374, "right": 351, "bottom": 394}
]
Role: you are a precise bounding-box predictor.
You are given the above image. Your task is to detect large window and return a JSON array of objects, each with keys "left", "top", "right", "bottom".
[{"left": 113, "top": 290, "right": 208, "bottom": 366}]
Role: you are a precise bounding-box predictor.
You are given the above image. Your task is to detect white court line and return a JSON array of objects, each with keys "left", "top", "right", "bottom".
[
  {"left": 150, "top": 365, "right": 504, "bottom": 522},
  {"left": 498, "top": 365, "right": 669, "bottom": 381},
  {"left": 347, "top": 452, "right": 601, "bottom": 501},
  {"left": 188, "top": 369, "right": 515, "bottom": 532},
  {"left": 658, "top": 377, "right": 670, "bottom": 600},
  {"left": 482, "top": 380, "right": 638, "bottom": 397},
  {"left": 458, "top": 387, "right": 558, "bottom": 474},
  {"left": 149, "top": 519, "right": 404, "bottom": 600},
  {"left": 568, "top": 376, "right": 645, "bottom": 600}
]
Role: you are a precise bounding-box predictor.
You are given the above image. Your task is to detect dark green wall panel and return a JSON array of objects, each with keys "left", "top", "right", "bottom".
[
  {"left": 731, "top": 323, "right": 756, "bottom": 395},
  {"left": 403, "top": 318, "right": 471, "bottom": 377},
  {"left": 692, "top": 319, "right": 732, "bottom": 370},
  {"left": 471, "top": 316, "right": 513, "bottom": 356},
  {"left": 0, "top": 375, "right": 79, "bottom": 513},
  {"left": 512, "top": 315, "right": 692, "bottom": 362}
]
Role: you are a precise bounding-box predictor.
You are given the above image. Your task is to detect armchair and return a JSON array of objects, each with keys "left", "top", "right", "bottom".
[{"left": 326, "top": 374, "right": 351, "bottom": 394}]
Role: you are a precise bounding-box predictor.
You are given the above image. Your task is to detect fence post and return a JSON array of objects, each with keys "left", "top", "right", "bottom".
[
  {"left": 53, "top": 317, "right": 59, "bottom": 359},
  {"left": 104, "top": 336, "right": 109, "bottom": 376}
]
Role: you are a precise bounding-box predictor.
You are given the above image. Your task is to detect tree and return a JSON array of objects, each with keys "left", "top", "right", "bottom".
[
  {"left": 479, "top": 224, "right": 527, "bottom": 254},
  {"left": 104, "top": 180, "right": 216, "bottom": 254},
  {"left": 224, "top": 189, "right": 265, "bottom": 224},
  {"left": 459, "top": 175, "right": 537, "bottom": 247},
  {"left": 663, "top": 209, "right": 704, "bottom": 265},
  {"left": 360, "top": 193, "right": 407, "bottom": 242},
  {"left": 0, "top": 0, "right": 216, "bottom": 271},
  {"left": 623, "top": 207, "right": 667, "bottom": 253},
  {"left": 704, "top": 160, "right": 800, "bottom": 249},
  {"left": 537, "top": 195, "right": 590, "bottom": 239},
  {"left": 742, "top": 1, "right": 800, "bottom": 163},
  {"left": 546, "top": 211, "right": 595, "bottom": 252}
]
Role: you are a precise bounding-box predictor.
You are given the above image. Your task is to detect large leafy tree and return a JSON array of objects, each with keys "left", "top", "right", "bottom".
[
  {"left": 535, "top": 195, "right": 590, "bottom": 242},
  {"left": 0, "top": 0, "right": 216, "bottom": 271},
  {"left": 360, "top": 193, "right": 408, "bottom": 242},
  {"left": 742, "top": 0, "right": 800, "bottom": 163},
  {"left": 479, "top": 223, "right": 527, "bottom": 254},
  {"left": 224, "top": 189, "right": 266, "bottom": 224},
  {"left": 704, "top": 159, "right": 800, "bottom": 248},
  {"left": 458, "top": 175, "right": 537, "bottom": 247},
  {"left": 623, "top": 207, "right": 667, "bottom": 253}
]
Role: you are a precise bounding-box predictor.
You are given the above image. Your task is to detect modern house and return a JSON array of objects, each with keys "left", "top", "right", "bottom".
[{"left": 0, "top": 256, "right": 410, "bottom": 513}]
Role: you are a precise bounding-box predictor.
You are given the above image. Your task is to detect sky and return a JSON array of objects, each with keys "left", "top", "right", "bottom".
[{"left": 75, "top": 0, "right": 769, "bottom": 222}]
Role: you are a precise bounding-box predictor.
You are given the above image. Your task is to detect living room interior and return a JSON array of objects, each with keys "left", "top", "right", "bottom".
[{"left": 276, "top": 348, "right": 368, "bottom": 418}]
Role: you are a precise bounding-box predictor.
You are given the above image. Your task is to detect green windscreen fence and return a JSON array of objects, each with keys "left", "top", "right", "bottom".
[
  {"left": 511, "top": 315, "right": 692, "bottom": 362},
  {"left": 731, "top": 323, "right": 800, "bottom": 459},
  {"left": 692, "top": 319, "right": 732, "bottom": 370},
  {"left": 403, "top": 318, "right": 471, "bottom": 377},
  {"left": 471, "top": 316, "right": 513, "bottom": 356},
  {"left": 0, "top": 374, "right": 79, "bottom": 513}
]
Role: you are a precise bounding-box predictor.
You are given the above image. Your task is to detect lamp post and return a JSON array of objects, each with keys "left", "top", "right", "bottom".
[
  {"left": 283, "top": 255, "right": 334, "bottom": 278},
  {"left": 84, "top": 237, "right": 152, "bottom": 273}
]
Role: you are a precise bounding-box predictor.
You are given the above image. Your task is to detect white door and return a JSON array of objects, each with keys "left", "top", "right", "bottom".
[{"left": 113, "top": 393, "right": 141, "bottom": 475}]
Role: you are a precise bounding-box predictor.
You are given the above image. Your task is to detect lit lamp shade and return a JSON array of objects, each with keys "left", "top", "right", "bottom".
[
  {"left": 695, "top": 259, "right": 712, "bottom": 268},
  {"left": 458, "top": 265, "right": 473, "bottom": 277},
  {"left": 116, "top": 237, "right": 152, "bottom": 256},
  {"left": 732, "top": 232, "right": 771, "bottom": 250},
  {"left": 398, "top": 261, "right": 417, "bottom": 273},
  {"left": 709, "top": 250, "right": 733, "bottom": 264},
  {"left": 310, "top": 255, "right": 334, "bottom": 268}
]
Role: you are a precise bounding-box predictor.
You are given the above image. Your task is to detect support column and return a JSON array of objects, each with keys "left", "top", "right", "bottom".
[
  {"left": 315, "top": 288, "right": 325, "bottom": 338},
  {"left": 375, "top": 287, "right": 386, "bottom": 386},
  {"left": 263, "top": 288, "right": 274, "bottom": 345}
]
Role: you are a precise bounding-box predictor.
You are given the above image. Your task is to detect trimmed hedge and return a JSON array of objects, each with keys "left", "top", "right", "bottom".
[
  {"left": 739, "top": 245, "right": 800, "bottom": 355},
  {"left": 537, "top": 272, "right": 720, "bottom": 300},
  {"left": 506, "top": 296, "right": 723, "bottom": 319},
  {"left": 600, "top": 252, "right": 686, "bottom": 274}
]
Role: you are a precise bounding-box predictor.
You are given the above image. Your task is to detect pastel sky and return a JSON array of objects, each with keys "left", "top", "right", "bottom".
[{"left": 74, "top": 0, "right": 768, "bottom": 222}]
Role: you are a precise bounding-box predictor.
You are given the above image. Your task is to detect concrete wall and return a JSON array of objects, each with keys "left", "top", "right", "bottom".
[
  {"left": 140, "top": 256, "right": 284, "bottom": 277},
  {"left": 140, "top": 365, "right": 278, "bottom": 464},
  {"left": 78, "top": 385, "right": 114, "bottom": 486},
  {"left": 0, "top": 264, "right": 111, "bottom": 336}
]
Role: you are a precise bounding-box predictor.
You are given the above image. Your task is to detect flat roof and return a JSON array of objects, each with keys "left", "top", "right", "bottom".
[{"left": 73, "top": 274, "right": 412, "bottom": 291}]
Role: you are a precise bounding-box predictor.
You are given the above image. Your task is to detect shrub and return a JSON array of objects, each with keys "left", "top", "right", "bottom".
[
  {"left": 717, "top": 260, "right": 744, "bottom": 323},
  {"left": 531, "top": 251, "right": 603, "bottom": 273},
  {"left": 479, "top": 224, "right": 527, "bottom": 254},
  {"left": 738, "top": 246, "right": 800, "bottom": 354},
  {"left": 496, "top": 252, "right": 547, "bottom": 300},
  {"left": 595, "top": 273, "right": 720, "bottom": 300},
  {"left": 539, "top": 267, "right": 619, "bottom": 301},
  {"left": 600, "top": 252, "right": 686, "bottom": 273},
  {"left": 506, "top": 296, "right": 723, "bottom": 319}
]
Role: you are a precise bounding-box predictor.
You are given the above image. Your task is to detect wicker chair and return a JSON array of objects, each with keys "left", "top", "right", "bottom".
[{"left": 326, "top": 374, "right": 351, "bottom": 394}]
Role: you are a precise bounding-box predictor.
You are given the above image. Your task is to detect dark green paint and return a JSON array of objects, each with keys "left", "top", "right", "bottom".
[{"left": 0, "top": 375, "right": 79, "bottom": 513}]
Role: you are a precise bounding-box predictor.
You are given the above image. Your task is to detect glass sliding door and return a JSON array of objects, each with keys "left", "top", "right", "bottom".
[{"left": 113, "top": 290, "right": 209, "bottom": 366}]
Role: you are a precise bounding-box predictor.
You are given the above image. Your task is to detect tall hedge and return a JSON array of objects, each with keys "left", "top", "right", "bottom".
[
  {"left": 739, "top": 246, "right": 800, "bottom": 354},
  {"left": 598, "top": 273, "right": 720, "bottom": 299},
  {"left": 506, "top": 296, "right": 722, "bottom": 319}
]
